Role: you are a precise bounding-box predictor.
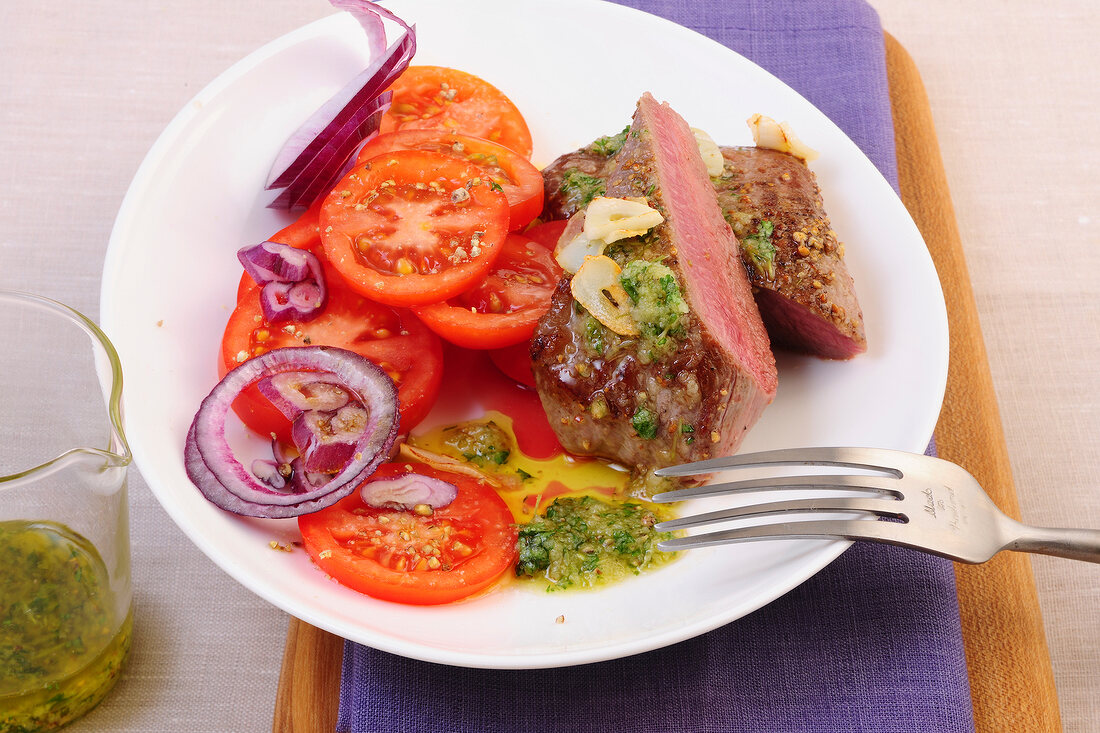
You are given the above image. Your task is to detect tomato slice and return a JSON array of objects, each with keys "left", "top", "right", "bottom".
[
  {"left": 298, "top": 463, "right": 517, "bottom": 605},
  {"left": 522, "top": 219, "right": 569, "bottom": 251},
  {"left": 489, "top": 340, "right": 536, "bottom": 388},
  {"left": 412, "top": 234, "right": 563, "bottom": 349},
  {"left": 356, "top": 130, "right": 543, "bottom": 231},
  {"left": 220, "top": 265, "right": 443, "bottom": 436},
  {"left": 320, "top": 149, "right": 509, "bottom": 307},
  {"left": 380, "top": 66, "right": 533, "bottom": 158},
  {"left": 270, "top": 198, "right": 324, "bottom": 249}
]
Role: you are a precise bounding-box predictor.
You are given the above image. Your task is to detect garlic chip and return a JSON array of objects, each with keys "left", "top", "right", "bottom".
[
  {"left": 583, "top": 197, "right": 664, "bottom": 245},
  {"left": 746, "top": 113, "right": 819, "bottom": 162},
  {"left": 691, "top": 127, "right": 726, "bottom": 176},
  {"left": 569, "top": 255, "right": 639, "bottom": 336},
  {"left": 554, "top": 211, "right": 604, "bottom": 274}
]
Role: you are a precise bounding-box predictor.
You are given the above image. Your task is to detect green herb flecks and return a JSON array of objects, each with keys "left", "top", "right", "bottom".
[
  {"left": 439, "top": 421, "right": 512, "bottom": 468},
  {"left": 590, "top": 126, "right": 629, "bottom": 157},
  {"left": 741, "top": 219, "right": 777, "bottom": 280},
  {"left": 631, "top": 406, "right": 659, "bottom": 440},
  {"left": 558, "top": 168, "right": 606, "bottom": 210},
  {"left": 618, "top": 260, "right": 689, "bottom": 352},
  {"left": 583, "top": 316, "right": 606, "bottom": 356},
  {"left": 0, "top": 521, "right": 131, "bottom": 731}
]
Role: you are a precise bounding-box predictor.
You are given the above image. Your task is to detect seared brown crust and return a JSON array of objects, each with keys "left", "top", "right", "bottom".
[
  {"left": 716, "top": 146, "right": 866, "bottom": 358},
  {"left": 541, "top": 148, "right": 617, "bottom": 222},
  {"left": 539, "top": 142, "right": 866, "bottom": 360},
  {"left": 531, "top": 279, "right": 758, "bottom": 468},
  {"left": 531, "top": 96, "right": 776, "bottom": 472}
]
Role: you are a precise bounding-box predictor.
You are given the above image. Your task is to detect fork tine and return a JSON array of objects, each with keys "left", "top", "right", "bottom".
[
  {"left": 658, "top": 518, "right": 926, "bottom": 554},
  {"left": 654, "top": 496, "right": 903, "bottom": 531},
  {"left": 652, "top": 473, "right": 900, "bottom": 503},
  {"left": 653, "top": 446, "right": 904, "bottom": 478}
]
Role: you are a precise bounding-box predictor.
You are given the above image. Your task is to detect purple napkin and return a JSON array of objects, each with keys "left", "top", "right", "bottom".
[{"left": 337, "top": 2, "right": 975, "bottom": 731}]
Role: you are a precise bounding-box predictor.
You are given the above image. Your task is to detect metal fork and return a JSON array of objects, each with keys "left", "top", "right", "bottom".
[{"left": 652, "top": 447, "right": 1100, "bottom": 563}]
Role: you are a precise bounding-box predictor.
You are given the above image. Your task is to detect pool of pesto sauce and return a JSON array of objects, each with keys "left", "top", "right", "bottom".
[
  {"left": 416, "top": 418, "right": 679, "bottom": 593},
  {"left": 515, "top": 496, "right": 677, "bottom": 591}
]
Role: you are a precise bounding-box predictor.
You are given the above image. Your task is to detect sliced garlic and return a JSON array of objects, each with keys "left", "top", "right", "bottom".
[
  {"left": 747, "top": 113, "right": 819, "bottom": 162},
  {"left": 691, "top": 127, "right": 726, "bottom": 176},
  {"left": 583, "top": 196, "right": 664, "bottom": 245},
  {"left": 569, "top": 255, "right": 639, "bottom": 336},
  {"left": 554, "top": 211, "right": 605, "bottom": 274}
]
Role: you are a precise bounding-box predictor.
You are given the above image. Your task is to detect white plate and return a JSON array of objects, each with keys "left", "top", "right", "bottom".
[{"left": 101, "top": 0, "right": 947, "bottom": 669}]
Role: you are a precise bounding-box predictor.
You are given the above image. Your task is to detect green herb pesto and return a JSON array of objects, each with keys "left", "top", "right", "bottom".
[
  {"left": 740, "top": 219, "right": 777, "bottom": 279},
  {"left": 557, "top": 168, "right": 606, "bottom": 211},
  {"left": 583, "top": 316, "right": 605, "bottom": 356},
  {"left": 1, "top": 521, "right": 131, "bottom": 732},
  {"left": 590, "top": 126, "right": 629, "bottom": 157},
  {"left": 515, "top": 496, "right": 676, "bottom": 590},
  {"left": 439, "top": 420, "right": 513, "bottom": 467},
  {"left": 618, "top": 260, "right": 689, "bottom": 351},
  {"left": 722, "top": 208, "right": 755, "bottom": 239},
  {"left": 631, "top": 406, "right": 659, "bottom": 440}
]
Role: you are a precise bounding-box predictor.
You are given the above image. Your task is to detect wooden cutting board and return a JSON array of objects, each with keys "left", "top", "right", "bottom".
[
  {"left": 271, "top": 32, "right": 1063, "bottom": 733},
  {"left": 883, "top": 32, "right": 1062, "bottom": 733}
]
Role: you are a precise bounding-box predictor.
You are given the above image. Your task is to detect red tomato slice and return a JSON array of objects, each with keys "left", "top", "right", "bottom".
[
  {"left": 412, "top": 234, "right": 563, "bottom": 349},
  {"left": 522, "top": 219, "right": 569, "bottom": 251},
  {"left": 270, "top": 198, "right": 324, "bottom": 249},
  {"left": 489, "top": 340, "right": 536, "bottom": 388},
  {"left": 320, "top": 149, "right": 509, "bottom": 307},
  {"left": 356, "top": 130, "right": 543, "bottom": 231},
  {"left": 380, "top": 66, "right": 533, "bottom": 158},
  {"left": 298, "top": 463, "right": 517, "bottom": 605},
  {"left": 220, "top": 266, "right": 443, "bottom": 437}
]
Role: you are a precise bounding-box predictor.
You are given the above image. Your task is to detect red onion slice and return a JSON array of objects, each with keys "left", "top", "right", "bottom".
[
  {"left": 238, "top": 240, "right": 315, "bottom": 282},
  {"left": 265, "top": 0, "right": 416, "bottom": 210},
  {"left": 360, "top": 472, "right": 458, "bottom": 511},
  {"left": 291, "top": 404, "right": 372, "bottom": 474},
  {"left": 258, "top": 280, "right": 326, "bottom": 323},
  {"left": 238, "top": 241, "right": 328, "bottom": 322},
  {"left": 257, "top": 372, "right": 351, "bottom": 417},
  {"left": 251, "top": 459, "right": 288, "bottom": 490},
  {"left": 338, "top": 0, "right": 387, "bottom": 59},
  {"left": 266, "top": 100, "right": 389, "bottom": 211},
  {"left": 184, "top": 346, "right": 399, "bottom": 518}
]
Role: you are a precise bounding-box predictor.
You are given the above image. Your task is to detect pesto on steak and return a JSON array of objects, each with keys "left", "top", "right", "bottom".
[
  {"left": 619, "top": 259, "right": 689, "bottom": 346},
  {"left": 557, "top": 168, "right": 606, "bottom": 212}
]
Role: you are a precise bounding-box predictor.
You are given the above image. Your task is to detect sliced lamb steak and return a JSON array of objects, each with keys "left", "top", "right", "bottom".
[
  {"left": 716, "top": 146, "right": 865, "bottom": 358},
  {"left": 540, "top": 136, "right": 866, "bottom": 359},
  {"left": 530, "top": 94, "right": 777, "bottom": 473}
]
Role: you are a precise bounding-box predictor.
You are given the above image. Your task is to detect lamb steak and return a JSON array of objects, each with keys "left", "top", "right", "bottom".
[
  {"left": 530, "top": 94, "right": 777, "bottom": 473},
  {"left": 541, "top": 133, "right": 866, "bottom": 359}
]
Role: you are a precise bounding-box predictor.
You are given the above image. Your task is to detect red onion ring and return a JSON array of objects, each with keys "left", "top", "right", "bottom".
[{"left": 184, "top": 346, "right": 399, "bottom": 518}]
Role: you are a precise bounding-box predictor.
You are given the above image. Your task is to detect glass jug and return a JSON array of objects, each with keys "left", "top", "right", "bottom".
[{"left": 0, "top": 290, "right": 132, "bottom": 731}]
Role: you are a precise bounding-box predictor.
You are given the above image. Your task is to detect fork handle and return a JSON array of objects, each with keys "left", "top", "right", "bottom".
[{"left": 1008, "top": 526, "right": 1100, "bottom": 563}]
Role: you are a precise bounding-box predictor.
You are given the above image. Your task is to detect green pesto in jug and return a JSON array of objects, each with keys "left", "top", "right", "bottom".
[{"left": 1, "top": 520, "right": 131, "bottom": 732}]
